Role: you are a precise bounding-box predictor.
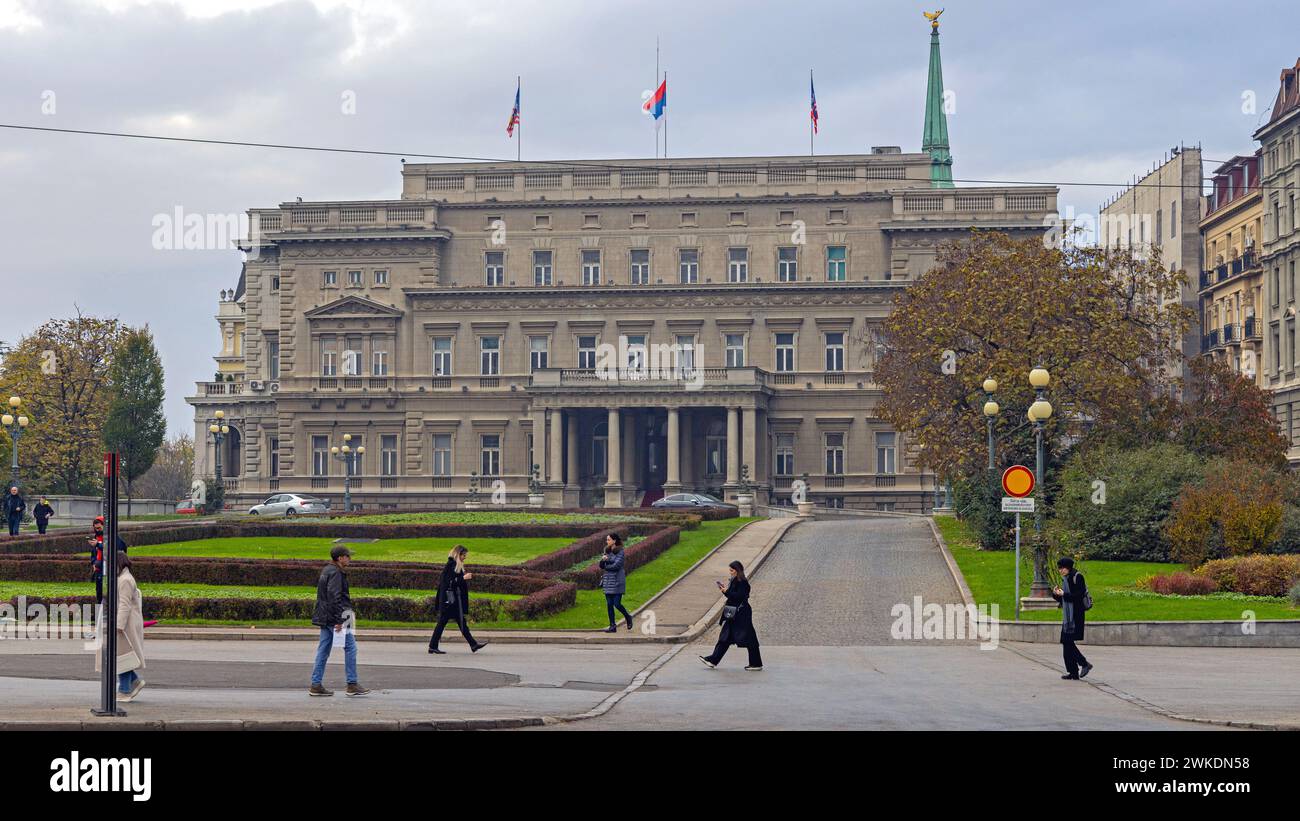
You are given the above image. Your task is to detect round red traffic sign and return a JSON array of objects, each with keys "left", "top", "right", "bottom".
[{"left": 1001, "top": 465, "right": 1035, "bottom": 498}]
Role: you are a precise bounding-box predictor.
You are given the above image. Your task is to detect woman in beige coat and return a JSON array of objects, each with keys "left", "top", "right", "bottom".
[{"left": 94, "top": 552, "right": 146, "bottom": 701}]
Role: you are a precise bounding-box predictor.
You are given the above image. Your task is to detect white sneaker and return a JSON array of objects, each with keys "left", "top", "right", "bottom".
[
  {"left": 698, "top": 656, "right": 716, "bottom": 669},
  {"left": 745, "top": 666, "right": 763, "bottom": 671}
]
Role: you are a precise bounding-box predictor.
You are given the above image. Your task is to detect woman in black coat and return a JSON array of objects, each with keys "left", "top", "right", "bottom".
[
  {"left": 699, "top": 560, "right": 762, "bottom": 671},
  {"left": 428, "top": 545, "right": 488, "bottom": 654},
  {"left": 1051, "top": 557, "right": 1091, "bottom": 680}
]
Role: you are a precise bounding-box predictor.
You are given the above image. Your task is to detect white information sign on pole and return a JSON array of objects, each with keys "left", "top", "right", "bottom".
[{"left": 1001, "top": 497, "right": 1035, "bottom": 513}]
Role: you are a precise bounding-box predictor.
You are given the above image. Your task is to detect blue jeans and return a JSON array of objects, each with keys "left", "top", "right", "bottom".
[
  {"left": 311, "top": 626, "right": 357, "bottom": 686},
  {"left": 118, "top": 669, "right": 139, "bottom": 694}
]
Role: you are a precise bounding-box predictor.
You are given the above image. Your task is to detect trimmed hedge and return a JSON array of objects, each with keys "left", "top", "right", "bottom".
[
  {"left": 503, "top": 581, "right": 577, "bottom": 620},
  {"left": 567, "top": 526, "right": 682, "bottom": 589},
  {"left": 1193, "top": 555, "right": 1300, "bottom": 597},
  {"left": 1140, "top": 571, "right": 1220, "bottom": 596},
  {"left": 519, "top": 527, "right": 630, "bottom": 574},
  {"left": 10, "top": 594, "right": 506, "bottom": 624}
]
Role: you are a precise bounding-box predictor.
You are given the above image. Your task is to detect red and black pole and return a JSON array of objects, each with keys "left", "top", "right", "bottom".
[{"left": 91, "top": 451, "right": 125, "bottom": 717}]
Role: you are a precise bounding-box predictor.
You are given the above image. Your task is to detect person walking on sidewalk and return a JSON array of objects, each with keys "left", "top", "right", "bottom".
[
  {"left": 94, "top": 552, "right": 146, "bottom": 702},
  {"left": 699, "top": 560, "right": 763, "bottom": 671},
  {"left": 1052, "top": 557, "right": 1093, "bottom": 680},
  {"left": 32, "top": 498, "right": 53, "bottom": 534},
  {"left": 89, "top": 515, "right": 128, "bottom": 605},
  {"left": 4, "top": 486, "right": 25, "bottom": 537},
  {"left": 428, "top": 544, "right": 488, "bottom": 654},
  {"left": 309, "top": 545, "right": 370, "bottom": 697},
  {"left": 600, "top": 532, "right": 633, "bottom": 633}
]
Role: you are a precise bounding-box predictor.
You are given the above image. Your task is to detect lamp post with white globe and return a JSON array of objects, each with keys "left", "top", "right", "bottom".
[
  {"left": 2, "top": 396, "right": 31, "bottom": 489},
  {"left": 1025, "top": 366, "right": 1054, "bottom": 603},
  {"left": 332, "top": 434, "right": 365, "bottom": 513}
]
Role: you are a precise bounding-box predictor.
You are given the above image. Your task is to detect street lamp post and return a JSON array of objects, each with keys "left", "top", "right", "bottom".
[
  {"left": 207, "top": 409, "right": 229, "bottom": 486},
  {"left": 332, "top": 434, "right": 365, "bottom": 513},
  {"left": 981, "top": 379, "right": 999, "bottom": 472},
  {"left": 2, "top": 396, "right": 30, "bottom": 489},
  {"left": 1025, "top": 366, "right": 1054, "bottom": 603}
]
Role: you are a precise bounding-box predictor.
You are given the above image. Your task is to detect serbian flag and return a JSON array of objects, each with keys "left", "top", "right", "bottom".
[
  {"left": 643, "top": 78, "right": 667, "bottom": 120},
  {"left": 506, "top": 82, "right": 520, "bottom": 137},
  {"left": 810, "top": 73, "right": 819, "bottom": 134}
]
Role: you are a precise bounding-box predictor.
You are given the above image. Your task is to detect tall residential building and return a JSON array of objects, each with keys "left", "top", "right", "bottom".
[
  {"left": 1099, "top": 146, "right": 1206, "bottom": 389},
  {"left": 186, "top": 18, "right": 1057, "bottom": 511},
  {"left": 1256, "top": 58, "right": 1300, "bottom": 465},
  {"left": 1198, "top": 152, "right": 1264, "bottom": 384}
]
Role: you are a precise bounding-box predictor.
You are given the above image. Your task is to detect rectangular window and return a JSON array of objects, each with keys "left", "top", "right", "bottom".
[
  {"left": 374, "top": 269, "right": 389, "bottom": 286},
  {"left": 707, "top": 436, "right": 726, "bottom": 476},
  {"left": 630, "top": 249, "right": 650, "bottom": 285},
  {"left": 533, "top": 250, "right": 553, "bottom": 286},
  {"left": 381, "top": 435, "right": 398, "bottom": 476},
  {"left": 372, "top": 349, "right": 388, "bottom": 376},
  {"left": 321, "top": 336, "right": 337, "bottom": 376},
  {"left": 342, "top": 341, "right": 360, "bottom": 376},
  {"left": 825, "top": 332, "right": 845, "bottom": 372},
  {"left": 485, "top": 251, "right": 505, "bottom": 286},
  {"left": 312, "top": 436, "right": 329, "bottom": 476},
  {"left": 432, "top": 434, "right": 452, "bottom": 476},
  {"left": 626, "top": 334, "right": 647, "bottom": 372},
  {"left": 676, "top": 334, "right": 696, "bottom": 375},
  {"left": 323, "top": 270, "right": 337, "bottom": 287},
  {"left": 432, "top": 337, "right": 452, "bottom": 376},
  {"left": 480, "top": 336, "right": 500, "bottom": 375},
  {"left": 529, "top": 336, "right": 548, "bottom": 372},
  {"left": 480, "top": 434, "right": 501, "bottom": 477},
  {"left": 876, "top": 431, "right": 897, "bottom": 474},
  {"left": 581, "top": 249, "right": 601, "bottom": 286},
  {"left": 592, "top": 435, "right": 608, "bottom": 478},
  {"left": 679, "top": 248, "right": 699, "bottom": 284},
  {"left": 1170, "top": 200, "right": 1177, "bottom": 238},
  {"left": 348, "top": 270, "right": 363, "bottom": 287},
  {"left": 269, "top": 437, "right": 279, "bottom": 477},
  {"left": 728, "top": 248, "right": 749, "bottom": 283},
  {"left": 577, "top": 335, "right": 598, "bottom": 370},
  {"left": 775, "top": 333, "right": 796, "bottom": 372},
  {"left": 778, "top": 247, "right": 798, "bottom": 282},
  {"left": 827, "top": 246, "right": 847, "bottom": 281},
  {"left": 271, "top": 275, "right": 281, "bottom": 291},
  {"left": 725, "top": 333, "right": 745, "bottom": 368},
  {"left": 775, "top": 433, "right": 795, "bottom": 476},
  {"left": 824, "top": 432, "right": 845, "bottom": 475},
  {"left": 267, "top": 336, "right": 280, "bottom": 379}
]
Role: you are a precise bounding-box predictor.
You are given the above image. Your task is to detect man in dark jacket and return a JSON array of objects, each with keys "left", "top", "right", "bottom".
[
  {"left": 32, "top": 498, "right": 54, "bottom": 534},
  {"left": 88, "top": 515, "right": 128, "bottom": 604},
  {"left": 4, "top": 486, "right": 25, "bottom": 537},
  {"left": 309, "top": 546, "right": 369, "bottom": 697},
  {"left": 1051, "top": 557, "right": 1092, "bottom": 680}
]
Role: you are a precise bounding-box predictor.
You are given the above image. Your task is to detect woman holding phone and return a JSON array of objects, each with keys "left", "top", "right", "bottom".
[
  {"left": 599, "top": 532, "right": 633, "bottom": 633},
  {"left": 428, "top": 544, "right": 488, "bottom": 654},
  {"left": 699, "top": 560, "right": 762, "bottom": 671}
]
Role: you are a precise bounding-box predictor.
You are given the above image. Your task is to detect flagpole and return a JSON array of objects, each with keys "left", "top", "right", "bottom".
[
  {"left": 664, "top": 70, "right": 668, "bottom": 159},
  {"left": 517, "top": 76, "right": 522, "bottom": 162},
  {"left": 810, "top": 69, "right": 814, "bottom": 157},
  {"left": 655, "top": 38, "right": 660, "bottom": 159}
]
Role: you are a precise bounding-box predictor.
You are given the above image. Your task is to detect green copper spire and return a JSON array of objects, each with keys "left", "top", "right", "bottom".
[{"left": 922, "top": 11, "right": 954, "bottom": 188}]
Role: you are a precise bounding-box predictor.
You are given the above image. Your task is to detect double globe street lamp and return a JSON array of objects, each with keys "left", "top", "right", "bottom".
[
  {"left": 331, "top": 434, "right": 365, "bottom": 513},
  {"left": 1025, "top": 366, "right": 1054, "bottom": 602},
  {"left": 2, "top": 396, "right": 31, "bottom": 488},
  {"left": 208, "top": 410, "right": 229, "bottom": 485}
]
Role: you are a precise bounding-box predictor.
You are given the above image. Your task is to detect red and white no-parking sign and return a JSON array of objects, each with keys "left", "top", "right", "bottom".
[{"left": 1001, "top": 465, "right": 1035, "bottom": 498}]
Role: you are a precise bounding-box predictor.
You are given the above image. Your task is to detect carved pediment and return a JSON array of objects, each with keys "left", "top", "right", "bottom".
[{"left": 304, "top": 295, "right": 404, "bottom": 320}]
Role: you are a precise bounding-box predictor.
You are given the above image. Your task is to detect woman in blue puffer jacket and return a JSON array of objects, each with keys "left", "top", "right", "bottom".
[{"left": 599, "top": 533, "right": 633, "bottom": 633}]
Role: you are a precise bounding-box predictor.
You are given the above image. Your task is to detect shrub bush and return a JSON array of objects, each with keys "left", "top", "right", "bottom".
[
  {"left": 1289, "top": 583, "right": 1300, "bottom": 607},
  {"left": 1051, "top": 442, "right": 1204, "bottom": 562},
  {"left": 519, "top": 527, "right": 631, "bottom": 574},
  {"left": 567, "top": 526, "right": 682, "bottom": 588},
  {"left": 1140, "top": 571, "right": 1219, "bottom": 596},
  {"left": 504, "top": 581, "right": 578, "bottom": 620},
  {"left": 1168, "top": 459, "right": 1286, "bottom": 566},
  {"left": 1192, "top": 555, "right": 1300, "bottom": 597},
  {"left": 1269, "top": 505, "right": 1300, "bottom": 554},
  {"left": 10, "top": 594, "right": 505, "bottom": 623},
  {"left": 952, "top": 475, "right": 1010, "bottom": 551}
]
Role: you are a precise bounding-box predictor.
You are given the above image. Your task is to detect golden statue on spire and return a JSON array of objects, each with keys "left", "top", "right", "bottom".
[{"left": 923, "top": 9, "right": 944, "bottom": 30}]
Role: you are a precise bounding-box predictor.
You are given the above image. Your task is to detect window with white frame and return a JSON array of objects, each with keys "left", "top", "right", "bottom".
[
  {"left": 480, "top": 336, "right": 500, "bottom": 375},
  {"left": 825, "top": 332, "right": 845, "bottom": 372},
  {"left": 725, "top": 333, "right": 745, "bottom": 367},
  {"left": 824, "top": 432, "right": 845, "bottom": 475},
  {"left": 827, "top": 246, "right": 847, "bottom": 281},
  {"left": 342, "top": 346, "right": 360, "bottom": 376},
  {"left": 347, "top": 269, "right": 363, "bottom": 287},
  {"left": 630, "top": 249, "right": 650, "bottom": 284},
  {"left": 679, "top": 248, "right": 699, "bottom": 284},
  {"left": 432, "top": 434, "right": 452, "bottom": 476},
  {"left": 707, "top": 434, "right": 726, "bottom": 476},
  {"left": 778, "top": 246, "right": 798, "bottom": 282},
  {"left": 676, "top": 334, "right": 695, "bottom": 375},
  {"left": 432, "top": 337, "right": 452, "bottom": 376},
  {"left": 381, "top": 435, "right": 399, "bottom": 476},
  {"left": 485, "top": 251, "right": 505, "bottom": 286},
  {"left": 728, "top": 248, "right": 749, "bottom": 283},
  {"left": 312, "top": 436, "right": 329, "bottom": 476},
  {"left": 480, "top": 434, "right": 501, "bottom": 476},
  {"left": 626, "top": 334, "right": 647, "bottom": 373},
  {"left": 323, "top": 270, "right": 338, "bottom": 287},
  {"left": 592, "top": 423, "right": 608, "bottom": 477},
  {"left": 374, "top": 269, "right": 389, "bottom": 286},
  {"left": 269, "top": 437, "right": 279, "bottom": 477},
  {"left": 529, "top": 336, "right": 548, "bottom": 372},
  {"left": 533, "top": 250, "right": 553, "bottom": 286},
  {"left": 320, "top": 337, "right": 337, "bottom": 376},
  {"left": 876, "top": 431, "right": 897, "bottom": 474},
  {"left": 577, "top": 335, "right": 598, "bottom": 370},
  {"left": 267, "top": 336, "right": 280, "bottom": 379},
  {"left": 775, "top": 433, "right": 795, "bottom": 476},
  {"left": 581, "top": 249, "right": 601, "bottom": 286},
  {"left": 775, "top": 333, "right": 796, "bottom": 372},
  {"left": 372, "top": 349, "right": 389, "bottom": 376}
]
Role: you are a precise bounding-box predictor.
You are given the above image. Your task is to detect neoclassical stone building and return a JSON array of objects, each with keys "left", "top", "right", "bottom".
[{"left": 188, "top": 24, "right": 1057, "bottom": 511}]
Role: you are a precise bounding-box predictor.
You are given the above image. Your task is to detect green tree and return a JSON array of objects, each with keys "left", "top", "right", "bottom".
[
  {"left": 103, "top": 327, "right": 167, "bottom": 515},
  {"left": 133, "top": 433, "right": 194, "bottom": 502}
]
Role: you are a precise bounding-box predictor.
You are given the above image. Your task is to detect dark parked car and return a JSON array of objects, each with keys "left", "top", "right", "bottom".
[{"left": 651, "top": 492, "right": 737, "bottom": 510}]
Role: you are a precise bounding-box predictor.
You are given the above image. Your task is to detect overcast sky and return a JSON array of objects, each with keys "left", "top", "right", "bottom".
[{"left": 2, "top": 0, "right": 1298, "bottom": 434}]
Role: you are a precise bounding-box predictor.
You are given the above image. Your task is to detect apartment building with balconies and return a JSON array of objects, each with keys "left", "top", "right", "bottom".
[{"left": 1198, "top": 152, "right": 1264, "bottom": 384}]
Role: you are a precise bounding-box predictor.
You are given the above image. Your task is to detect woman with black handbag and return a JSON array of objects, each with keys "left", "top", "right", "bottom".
[
  {"left": 428, "top": 545, "right": 488, "bottom": 654},
  {"left": 699, "top": 560, "right": 762, "bottom": 671}
]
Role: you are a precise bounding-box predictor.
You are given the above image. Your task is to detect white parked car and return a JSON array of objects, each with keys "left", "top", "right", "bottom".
[{"left": 248, "top": 494, "right": 329, "bottom": 517}]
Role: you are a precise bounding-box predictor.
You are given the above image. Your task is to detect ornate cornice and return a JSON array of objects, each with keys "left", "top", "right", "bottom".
[{"left": 404, "top": 282, "right": 902, "bottom": 313}]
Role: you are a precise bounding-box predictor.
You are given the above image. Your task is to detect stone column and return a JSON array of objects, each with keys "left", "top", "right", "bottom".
[
  {"left": 565, "top": 411, "right": 580, "bottom": 507},
  {"left": 665, "top": 407, "right": 682, "bottom": 492},
  {"left": 680, "top": 410, "right": 693, "bottom": 491},
  {"left": 604, "top": 408, "right": 623, "bottom": 508},
  {"left": 725, "top": 406, "right": 740, "bottom": 497},
  {"left": 742, "top": 407, "right": 757, "bottom": 489},
  {"left": 622, "top": 410, "right": 638, "bottom": 489},
  {"left": 548, "top": 409, "right": 563, "bottom": 485},
  {"left": 530, "top": 408, "right": 547, "bottom": 480}
]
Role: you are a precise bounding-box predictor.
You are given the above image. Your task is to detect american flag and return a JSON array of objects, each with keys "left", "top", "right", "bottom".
[
  {"left": 810, "top": 73, "right": 819, "bottom": 134},
  {"left": 506, "top": 82, "right": 520, "bottom": 137}
]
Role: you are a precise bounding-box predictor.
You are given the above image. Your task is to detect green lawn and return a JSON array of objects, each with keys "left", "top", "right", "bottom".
[
  {"left": 131, "top": 536, "right": 573, "bottom": 565},
  {"left": 0, "top": 579, "right": 520, "bottom": 602},
  {"left": 290, "top": 511, "right": 650, "bottom": 525},
  {"left": 936, "top": 515, "right": 1300, "bottom": 621},
  {"left": 473, "top": 516, "right": 756, "bottom": 630}
]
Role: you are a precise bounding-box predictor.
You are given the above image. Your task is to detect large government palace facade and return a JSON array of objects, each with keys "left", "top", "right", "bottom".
[{"left": 188, "top": 23, "right": 1057, "bottom": 511}]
